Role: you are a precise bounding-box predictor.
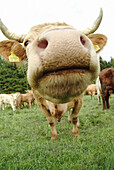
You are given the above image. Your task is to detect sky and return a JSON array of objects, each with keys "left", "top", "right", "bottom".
[{"left": 0, "top": 0, "right": 114, "bottom": 61}]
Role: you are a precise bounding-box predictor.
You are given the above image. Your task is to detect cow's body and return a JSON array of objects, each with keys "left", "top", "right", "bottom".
[
  {"left": 99, "top": 68, "right": 114, "bottom": 110},
  {"left": 86, "top": 84, "right": 97, "bottom": 100},
  {"left": 0, "top": 9, "right": 108, "bottom": 139},
  {"left": 0, "top": 94, "right": 17, "bottom": 111},
  {"left": 96, "top": 76, "right": 102, "bottom": 104}
]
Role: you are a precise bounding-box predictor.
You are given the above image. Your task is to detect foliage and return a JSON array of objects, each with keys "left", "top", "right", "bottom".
[
  {"left": 0, "top": 56, "right": 30, "bottom": 93},
  {"left": 0, "top": 95, "right": 114, "bottom": 169},
  {"left": 100, "top": 56, "right": 114, "bottom": 71}
]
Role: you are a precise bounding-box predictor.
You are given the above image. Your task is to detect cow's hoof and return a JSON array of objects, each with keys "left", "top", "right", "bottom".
[
  {"left": 72, "top": 132, "right": 79, "bottom": 137},
  {"left": 51, "top": 136, "right": 58, "bottom": 140},
  {"left": 51, "top": 134, "right": 58, "bottom": 140}
]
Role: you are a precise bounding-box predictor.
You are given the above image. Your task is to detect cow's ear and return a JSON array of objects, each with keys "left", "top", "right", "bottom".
[
  {"left": 88, "top": 34, "right": 107, "bottom": 53},
  {"left": 0, "top": 40, "right": 27, "bottom": 66}
]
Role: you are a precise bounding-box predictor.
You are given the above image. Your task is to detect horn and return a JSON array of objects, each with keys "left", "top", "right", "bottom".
[
  {"left": 81, "top": 8, "right": 103, "bottom": 35},
  {"left": 0, "top": 19, "right": 25, "bottom": 43}
]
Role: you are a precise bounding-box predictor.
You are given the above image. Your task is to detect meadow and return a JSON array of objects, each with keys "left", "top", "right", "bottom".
[{"left": 0, "top": 95, "right": 114, "bottom": 170}]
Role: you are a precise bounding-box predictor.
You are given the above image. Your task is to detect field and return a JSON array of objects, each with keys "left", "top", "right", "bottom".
[{"left": 0, "top": 95, "right": 114, "bottom": 170}]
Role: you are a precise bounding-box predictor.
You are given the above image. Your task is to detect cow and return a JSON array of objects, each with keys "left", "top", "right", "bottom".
[
  {"left": 13, "top": 92, "right": 22, "bottom": 109},
  {"left": 99, "top": 68, "right": 114, "bottom": 110},
  {"left": 86, "top": 84, "right": 97, "bottom": 100},
  {"left": 96, "top": 76, "right": 102, "bottom": 104},
  {"left": 26, "top": 90, "right": 35, "bottom": 106},
  {"left": 0, "top": 9, "right": 107, "bottom": 139},
  {"left": 0, "top": 94, "right": 17, "bottom": 111},
  {"left": 20, "top": 93, "right": 35, "bottom": 108}
]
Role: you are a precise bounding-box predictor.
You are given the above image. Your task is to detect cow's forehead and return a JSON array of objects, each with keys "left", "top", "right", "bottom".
[{"left": 24, "top": 22, "right": 74, "bottom": 42}]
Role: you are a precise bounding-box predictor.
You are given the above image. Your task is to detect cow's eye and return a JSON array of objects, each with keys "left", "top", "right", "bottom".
[{"left": 24, "top": 40, "right": 29, "bottom": 47}]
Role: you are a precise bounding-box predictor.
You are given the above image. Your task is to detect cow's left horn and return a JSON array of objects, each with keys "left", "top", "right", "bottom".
[
  {"left": 82, "top": 8, "right": 103, "bottom": 35},
  {"left": 0, "top": 19, "right": 25, "bottom": 43}
]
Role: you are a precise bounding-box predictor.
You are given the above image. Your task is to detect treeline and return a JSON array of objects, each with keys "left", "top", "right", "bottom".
[
  {"left": 100, "top": 56, "right": 114, "bottom": 71},
  {"left": 0, "top": 56, "right": 30, "bottom": 94},
  {"left": 0, "top": 56, "right": 114, "bottom": 94}
]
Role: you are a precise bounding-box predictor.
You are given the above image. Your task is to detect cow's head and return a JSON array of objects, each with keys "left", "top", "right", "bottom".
[{"left": 0, "top": 9, "right": 107, "bottom": 103}]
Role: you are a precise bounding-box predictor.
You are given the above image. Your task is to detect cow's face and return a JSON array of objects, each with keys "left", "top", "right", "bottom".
[
  {"left": 0, "top": 9, "right": 107, "bottom": 103},
  {"left": 24, "top": 24, "right": 99, "bottom": 103}
]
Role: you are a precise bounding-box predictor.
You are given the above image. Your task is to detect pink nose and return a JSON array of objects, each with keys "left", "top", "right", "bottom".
[
  {"left": 37, "top": 28, "right": 90, "bottom": 51},
  {"left": 31, "top": 28, "right": 91, "bottom": 73}
]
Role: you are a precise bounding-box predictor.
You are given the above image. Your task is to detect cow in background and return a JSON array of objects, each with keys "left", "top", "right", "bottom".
[
  {"left": 26, "top": 90, "right": 35, "bottom": 106},
  {"left": 0, "top": 94, "right": 17, "bottom": 111},
  {"left": 86, "top": 84, "right": 97, "bottom": 100},
  {"left": 96, "top": 76, "right": 102, "bottom": 104},
  {"left": 20, "top": 92, "right": 35, "bottom": 109},
  {"left": 99, "top": 68, "right": 114, "bottom": 110}
]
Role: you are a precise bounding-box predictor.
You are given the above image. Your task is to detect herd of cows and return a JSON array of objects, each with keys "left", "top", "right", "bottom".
[
  {"left": 0, "top": 8, "right": 114, "bottom": 139},
  {"left": 0, "top": 90, "right": 35, "bottom": 111}
]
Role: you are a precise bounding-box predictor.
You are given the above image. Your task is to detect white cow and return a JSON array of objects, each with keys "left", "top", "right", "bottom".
[
  {"left": 96, "top": 76, "right": 102, "bottom": 105},
  {"left": 0, "top": 94, "right": 17, "bottom": 111}
]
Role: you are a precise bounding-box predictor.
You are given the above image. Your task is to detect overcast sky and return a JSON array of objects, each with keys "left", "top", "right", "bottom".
[{"left": 0, "top": 0, "right": 113, "bottom": 61}]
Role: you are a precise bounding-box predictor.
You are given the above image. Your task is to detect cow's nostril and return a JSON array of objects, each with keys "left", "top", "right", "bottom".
[
  {"left": 38, "top": 39, "right": 48, "bottom": 49},
  {"left": 80, "top": 35, "right": 90, "bottom": 49},
  {"left": 80, "top": 35, "right": 86, "bottom": 46}
]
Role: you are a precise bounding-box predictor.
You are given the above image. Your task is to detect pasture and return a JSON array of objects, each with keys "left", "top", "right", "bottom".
[{"left": 0, "top": 95, "right": 114, "bottom": 170}]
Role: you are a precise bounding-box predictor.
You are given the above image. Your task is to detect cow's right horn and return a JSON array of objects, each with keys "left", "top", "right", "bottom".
[{"left": 0, "top": 19, "right": 25, "bottom": 43}]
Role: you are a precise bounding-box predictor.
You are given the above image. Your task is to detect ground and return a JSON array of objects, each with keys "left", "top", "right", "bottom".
[{"left": 0, "top": 95, "right": 114, "bottom": 169}]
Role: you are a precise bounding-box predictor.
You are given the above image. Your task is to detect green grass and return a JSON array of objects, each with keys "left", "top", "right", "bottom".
[{"left": 0, "top": 95, "right": 114, "bottom": 170}]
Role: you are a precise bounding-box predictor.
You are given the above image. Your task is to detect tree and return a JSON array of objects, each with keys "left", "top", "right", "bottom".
[
  {"left": 99, "top": 56, "right": 114, "bottom": 71},
  {"left": 0, "top": 56, "right": 30, "bottom": 94}
]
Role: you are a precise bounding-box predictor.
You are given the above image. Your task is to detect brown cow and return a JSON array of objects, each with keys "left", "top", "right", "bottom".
[
  {"left": 26, "top": 90, "right": 35, "bottom": 106},
  {"left": 99, "top": 68, "right": 114, "bottom": 110},
  {"left": 20, "top": 93, "right": 35, "bottom": 109},
  {"left": 86, "top": 84, "right": 97, "bottom": 100},
  {"left": 0, "top": 9, "right": 107, "bottom": 139}
]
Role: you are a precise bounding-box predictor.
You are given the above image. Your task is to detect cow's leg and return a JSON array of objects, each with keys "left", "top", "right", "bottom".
[
  {"left": 102, "top": 95, "right": 106, "bottom": 110},
  {"left": 106, "top": 92, "right": 110, "bottom": 109},
  {"left": 28, "top": 101, "right": 31, "bottom": 108},
  {"left": 70, "top": 98, "right": 83, "bottom": 137},
  {"left": 10, "top": 102, "right": 16, "bottom": 111},
  {"left": 33, "top": 90, "right": 57, "bottom": 140},
  {"left": 93, "top": 92, "right": 95, "bottom": 100},
  {"left": 2, "top": 103, "right": 5, "bottom": 110},
  {"left": 68, "top": 110, "right": 80, "bottom": 127},
  {"left": 40, "top": 104, "right": 57, "bottom": 140},
  {"left": 97, "top": 91, "right": 101, "bottom": 105},
  {"left": 17, "top": 102, "right": 20, "bottom": 109},
  {"left": 33, "top": 100, "right": 35, "bottom": 106},
  {"left": 98, "top": 95, "right": 101, "bottom": 105},
  {"left": 21, "top": 102, "right": 24, "bottom": 108},
  {"left": 68, "top": 110, "right": 71, "bottom": 123},
  {"left": 92, "top": 93, "right": 94, "bottom": 100}
]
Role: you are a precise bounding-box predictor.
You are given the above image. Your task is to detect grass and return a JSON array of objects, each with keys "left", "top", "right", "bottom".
[{"left": 0, "top": 95, "right": 114, "bottom": 170}]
